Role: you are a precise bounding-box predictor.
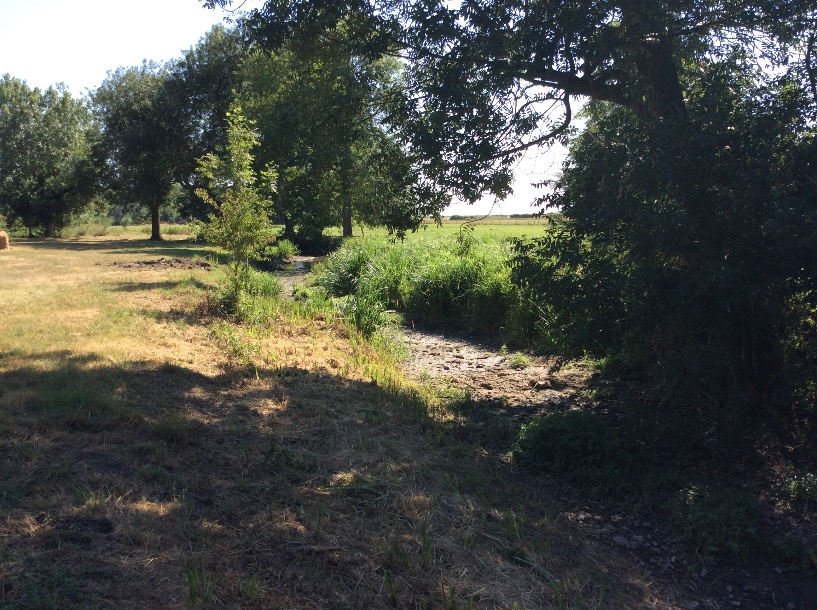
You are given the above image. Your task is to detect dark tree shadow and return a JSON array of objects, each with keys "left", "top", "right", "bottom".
[{"left": 0, "top": 346, "right": 660, "bottom": 608}]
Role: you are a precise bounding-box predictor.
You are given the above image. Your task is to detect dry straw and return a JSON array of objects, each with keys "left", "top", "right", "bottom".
[{"left": 0, "top": 231, "right": 10, "bottom": 250}]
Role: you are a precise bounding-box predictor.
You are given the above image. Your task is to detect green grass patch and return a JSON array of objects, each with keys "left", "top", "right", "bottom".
[
  {"left": 668, "top": 485, "right": 763, "bottom": 558},
  {"left": 512, "top": 410, "right": 630, "bottom": 493},
  {"left": 314, "top": 234, "right": 533, "bottom": 338}
]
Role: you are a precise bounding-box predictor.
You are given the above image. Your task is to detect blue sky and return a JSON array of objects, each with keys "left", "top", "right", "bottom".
[{"left": 0, "top": 0, "right": 563, "bottom": 215}]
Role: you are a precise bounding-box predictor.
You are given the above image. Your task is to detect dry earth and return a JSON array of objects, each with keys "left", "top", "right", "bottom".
[
  {"left": 1, "top": 238, "right": 813, "bottom": 609},
  {"left": 401, "top": 329, "right": 592, "bottom": 420}
]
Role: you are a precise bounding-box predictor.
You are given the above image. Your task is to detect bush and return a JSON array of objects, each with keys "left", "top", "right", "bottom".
[
  {"left": 512, "top": 410, "right": 629, "bottom": 492},
  {"left": 669, "top": 485, "right": 763, "bottom": 558},
  {"left": 217, "top": 269, "right": 281, "bottom": 322},
  {"left": 339, "top": 279, "right": 398, "bottom": 339},
  {"left": 315, "top": 235, "right": 519, "bottom": 336},
  {"left": 511, "top": 60, "right": 817, "bottom": 414}
]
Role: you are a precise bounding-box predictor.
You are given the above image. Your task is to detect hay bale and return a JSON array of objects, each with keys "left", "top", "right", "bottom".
[{"left": 0, "top": 231, "right": 9, "bottom": 250}]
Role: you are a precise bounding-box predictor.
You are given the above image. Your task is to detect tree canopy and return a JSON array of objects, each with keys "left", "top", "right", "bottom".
[
  {"left": 206, "top": 0, "right": 816, "bottom": 201},
  {"left": 92, "top": 62, "right": 180, "bottom": 240},
  {"left": 0, "top": 75, "right": 98, "bottom": 236},
  {"left": 241, "top": 40, "right": 440, "bottom": 241}
]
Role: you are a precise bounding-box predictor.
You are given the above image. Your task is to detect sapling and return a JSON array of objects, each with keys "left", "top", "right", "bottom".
[{"left": 195, "top": 105, "right": 276, "bottom": 295}]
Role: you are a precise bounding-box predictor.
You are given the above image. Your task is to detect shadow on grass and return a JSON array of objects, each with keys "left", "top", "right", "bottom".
[
  {"left": 0, "top": 349, "right": 636, "bottom": 609},
  {"left": 5, "top": 347, "right": 811, "bottom": 608},
  {"left": 15, "top": 237, "right": 224, "bottom": 261},
  {"left": 110, "top": 278, "right": 214, "bottom": 293}
]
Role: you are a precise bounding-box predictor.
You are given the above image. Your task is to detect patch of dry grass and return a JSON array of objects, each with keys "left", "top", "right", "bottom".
[{"left": 0, "top": 235, "right": 679, "bottom": 609}]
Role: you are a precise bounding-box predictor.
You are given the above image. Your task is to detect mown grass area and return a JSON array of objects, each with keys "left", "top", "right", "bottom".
[
  {"left": 0, "top": 234, "right": 676, "bottom": 609},
  {"left": 4, "top": 216, "right": 547, "bottom": 243}
]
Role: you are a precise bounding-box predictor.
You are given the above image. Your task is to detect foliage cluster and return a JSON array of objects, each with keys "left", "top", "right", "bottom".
[
  {"left": 314, "top": 235, "right": 531, "bottom": 337},
  {"left": 195, "top": 106, "right": 277, "bottom": 299},
  {"left": 511, "top": 410, "right": 629, "bottom": 494},
  {"left": 258, "top": 238, "right": 299, "bottom": 264},
  {"left": 668, "top": 485, "right": 763, "bottom": 558},
  {"left": 512, "top": 58, "right": 817, "bottom": 412},
  {"left": 0, "top": 75, "right": 99, "bottom": 237}
]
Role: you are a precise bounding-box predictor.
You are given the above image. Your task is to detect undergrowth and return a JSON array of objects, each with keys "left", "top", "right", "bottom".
[
  {"left": 314, "top": 235, "right": 535, "bottom": 339},
  {"left": 512, "top": 410, "right": 630, "bottom": 494}
]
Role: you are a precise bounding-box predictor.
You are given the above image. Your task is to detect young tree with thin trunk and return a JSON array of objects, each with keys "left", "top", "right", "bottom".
[{"left": 195, "top": 106, "right": 276, "bottom": 292}]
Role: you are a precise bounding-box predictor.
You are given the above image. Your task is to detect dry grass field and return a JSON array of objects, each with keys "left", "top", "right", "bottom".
[{"left": 0, "top": 235, "right": 686, "bottom": 609}]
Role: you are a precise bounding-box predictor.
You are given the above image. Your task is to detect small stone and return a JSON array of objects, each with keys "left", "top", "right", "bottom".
[
  {"left": 786, "top": 603, "right": 796, "bottom": 610},
  {"left": 774, "top": 566, "right": 783, "bottom": 575},
  {"left": 613, "top": 535, "right": 630, "bottom": 548},
  {"left": 632, "top": 535, "right": 645, "bottom": 545},
  {"left": 726, "top": 586, "right": 733, "bottom": 594},
  {"left": 480, "top": 382, "right": 493, "bottom": 390},
  {"left": 700, "top": 568, "right": 708, "bottom": 578},
  {"left": 730, "top": 602, "right": 741, "bottom": 607}
]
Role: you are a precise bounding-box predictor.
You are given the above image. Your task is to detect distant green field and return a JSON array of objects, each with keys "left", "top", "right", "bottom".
[{"left": 324, "top": 215, "right": 556, "bottom": 240}]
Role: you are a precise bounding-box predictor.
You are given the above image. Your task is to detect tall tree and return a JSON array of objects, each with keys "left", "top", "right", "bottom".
[
  {"left": 241, "top": 40, "right": 435, "bottom": 240},
  {"left": 204, "top": 0, "right": 815, "bottom": 200},
  {"left": 92, "top": 62, "right": 179, "bottom": 240},
  {"left": 0, "top": 75, "right": 98, "bottom": 237},
  {"left": 164, "top": 25, "right": 246, "bottom": 201}
]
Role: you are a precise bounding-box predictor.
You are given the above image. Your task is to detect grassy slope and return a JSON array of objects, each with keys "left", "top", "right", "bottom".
[{"left": 0, "top": 235, "right": 671, "bottom": 609}]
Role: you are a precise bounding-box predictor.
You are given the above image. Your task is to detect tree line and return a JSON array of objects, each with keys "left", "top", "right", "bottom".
[{"left": 0, "top": 24, "right": 439, "bottom": 242}]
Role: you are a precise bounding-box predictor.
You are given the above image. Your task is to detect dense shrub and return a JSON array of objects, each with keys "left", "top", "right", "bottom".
[
  {"left": 256, "top": 238, "right": 299, "bottom": 266},
  {"left": 511, "top": 410, "right": 629, "bottom": 492},
  {"left": 669, "top": 485, "right": 763, "bottom": 558},
  {"left": 512, "top": 58, "right": 817, "bottom": 412},
  {"left": 314, "top": 235, "right": 522, "bottom": 336}
]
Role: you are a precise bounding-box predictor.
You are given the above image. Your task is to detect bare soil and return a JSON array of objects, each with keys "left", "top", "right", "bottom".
[
  {"left": 108, "top": 257, "right": 213, "bottom": 270},
  {"left": 401, "top": 328, "right": 592, "bottom": 421}
]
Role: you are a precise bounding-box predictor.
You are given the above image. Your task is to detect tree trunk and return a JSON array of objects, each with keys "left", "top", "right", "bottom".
[
  {"left": 340, "top": 148, "right": 353, "bottom": 238},
  {"left": 150, "top": 204, "right": 162, "bottom": 241},
  {"left": 44, "top": 219, "right": 55, "bottom": 238},
  {"left": 282, "top": 215, "right": 296, "bottom": 240},
  {"left": 620, "top": 0, "right": 686, "bottom": 120}
]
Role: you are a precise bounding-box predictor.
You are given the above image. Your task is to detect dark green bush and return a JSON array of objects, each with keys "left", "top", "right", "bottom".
[
  {"left": 257, "top": 238, "right": 299, "bottom": 265},
  {"left": 511, "top": 410, "right": 629, "bottom": 492},
  {"left": 668, "top": 485, "right": 763, "bottom": 558},
  {"left": 511, "top": 58, "right": 817, "bottom": 413}
]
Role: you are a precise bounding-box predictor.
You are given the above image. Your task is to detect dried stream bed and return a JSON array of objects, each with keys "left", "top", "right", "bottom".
[{"left": 400, "top": 328, "right": 593, "bottom": 423}]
